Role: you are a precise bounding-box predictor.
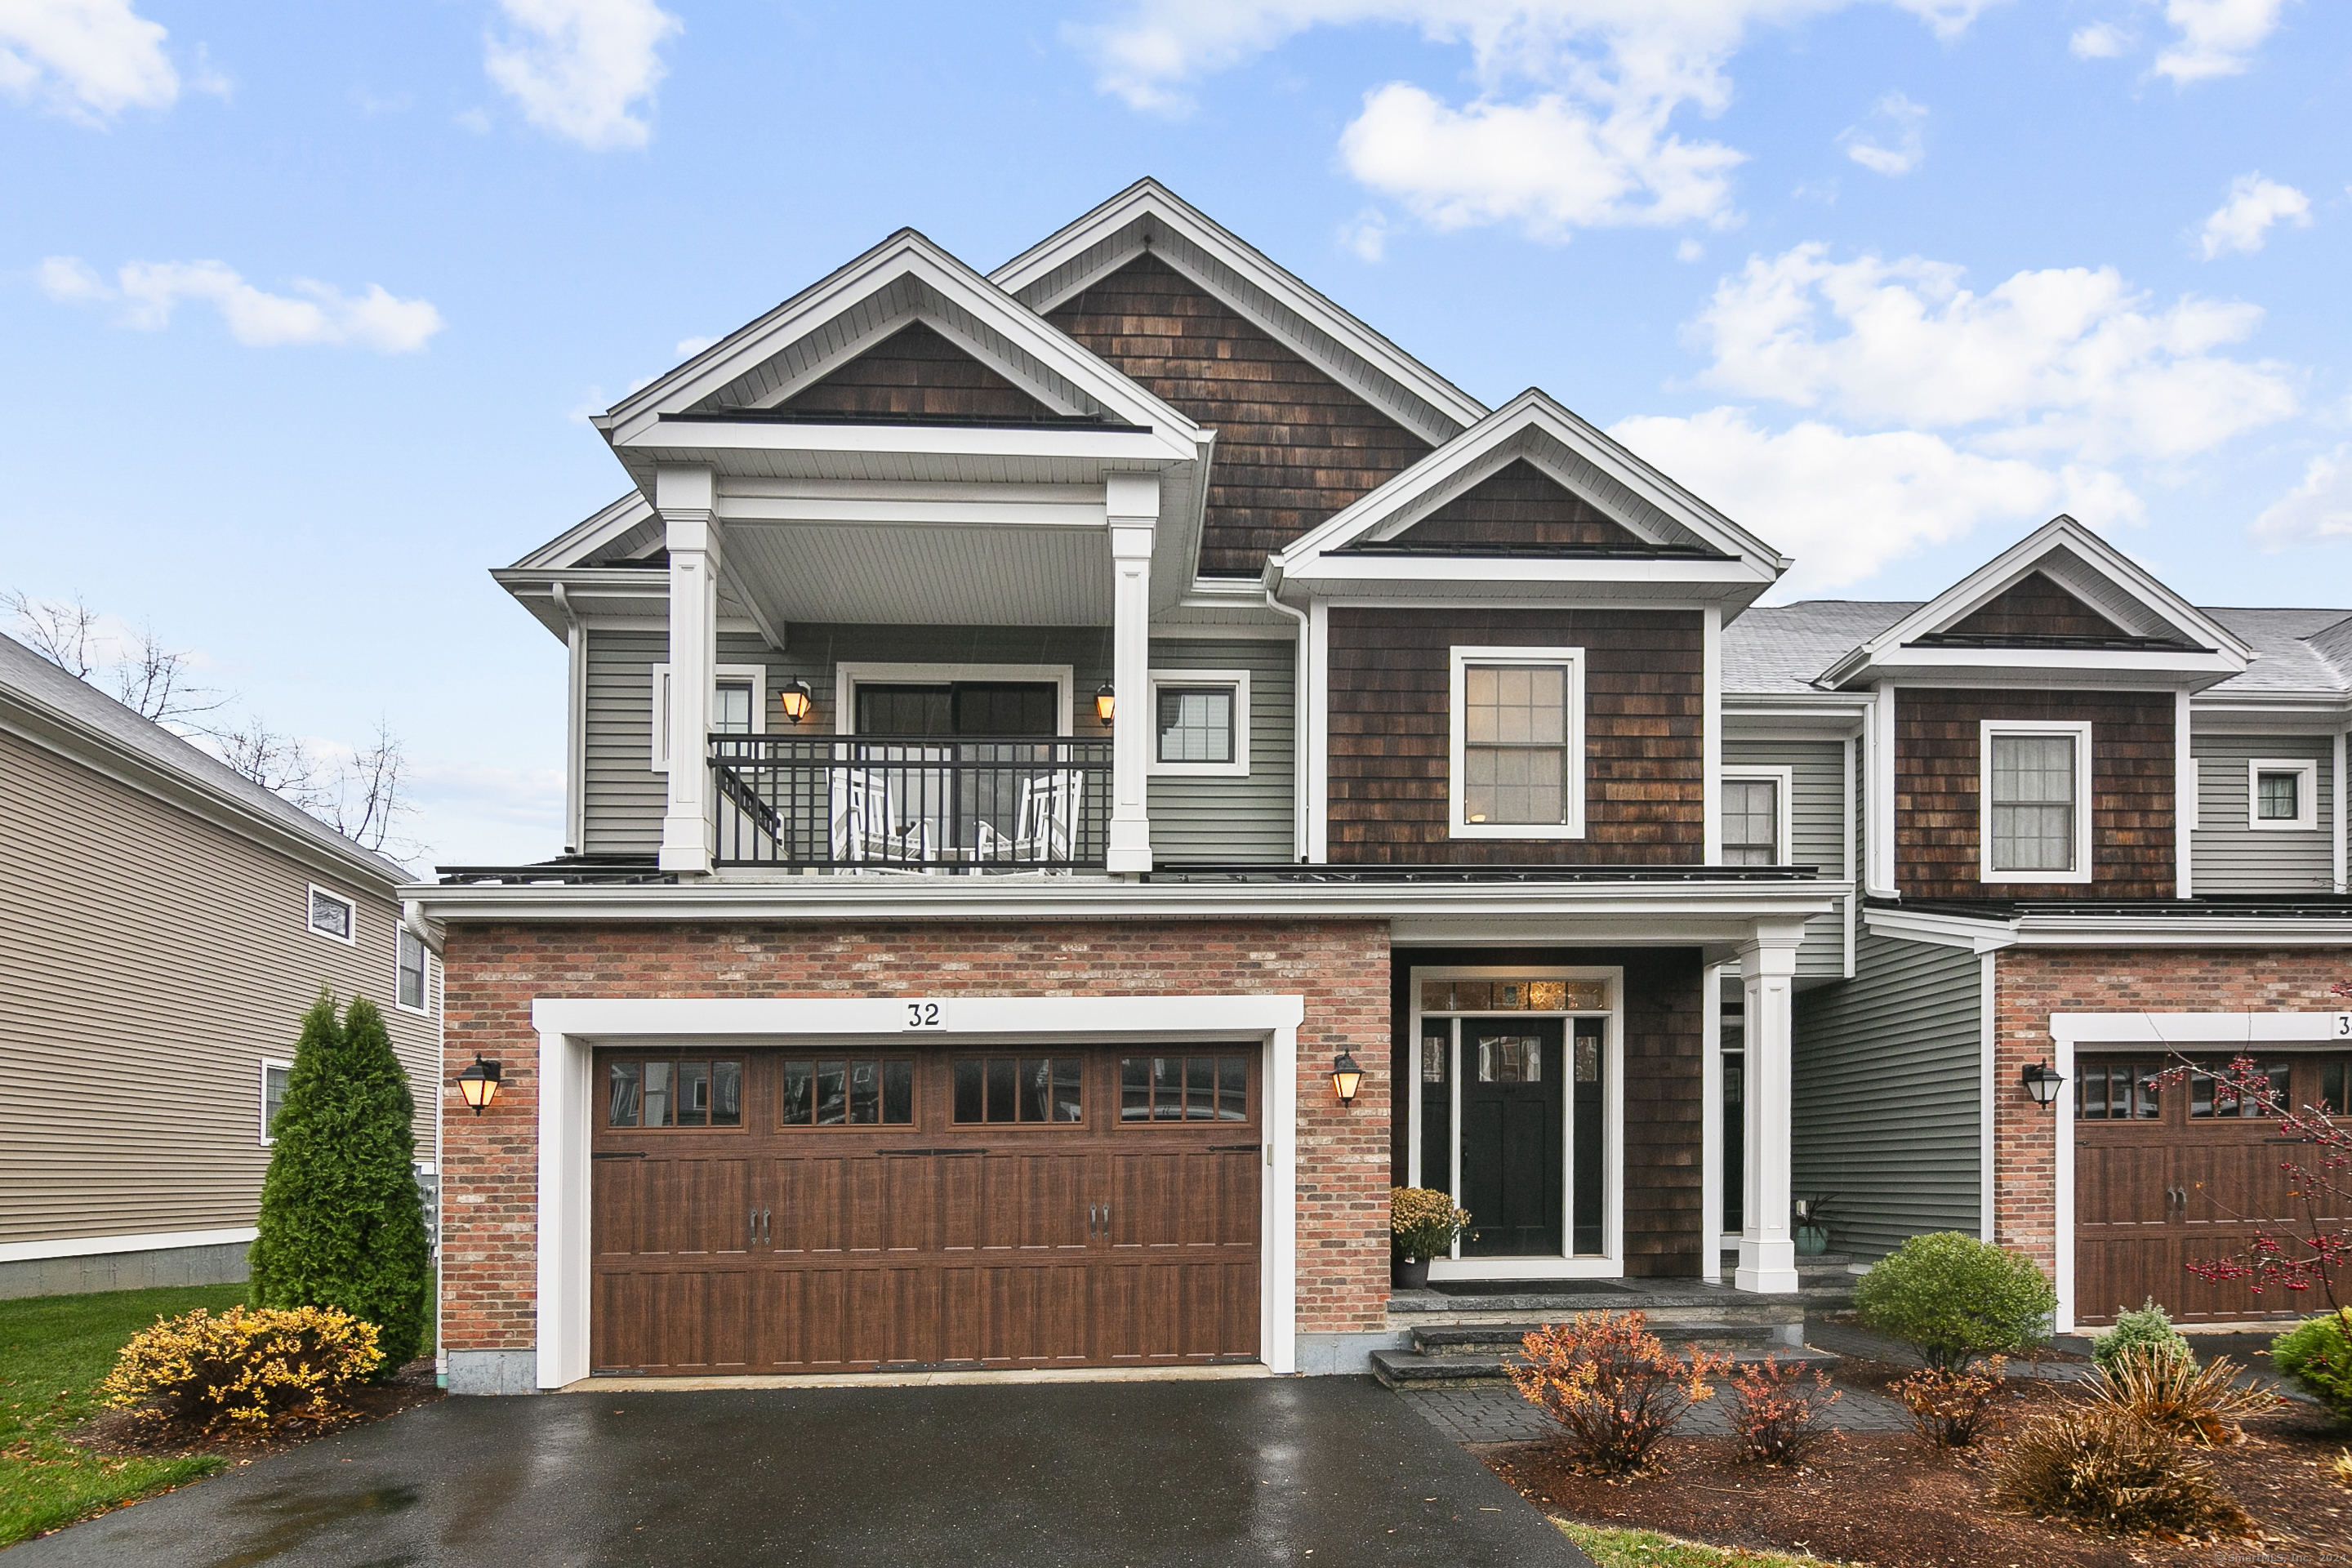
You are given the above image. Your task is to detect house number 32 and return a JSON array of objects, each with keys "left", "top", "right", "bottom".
[{"left": 904, "top": 1001, "right": 945, "bottom": 1031}]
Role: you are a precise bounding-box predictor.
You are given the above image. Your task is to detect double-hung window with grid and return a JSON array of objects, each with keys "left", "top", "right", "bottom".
[
  {"left": 1982, "top": 723, "right": 2091, "bottom": 881},
  {"left": 1450, "top": 648, "right": 1584, "bottom": 837},
  {"left": 1721, "top": 777, "right": 1781, "bottom": 866}
]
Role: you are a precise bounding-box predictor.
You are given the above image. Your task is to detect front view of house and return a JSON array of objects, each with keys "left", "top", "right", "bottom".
[{"left": 416, "top": 181, "right": 2352, "bottom": 1394}]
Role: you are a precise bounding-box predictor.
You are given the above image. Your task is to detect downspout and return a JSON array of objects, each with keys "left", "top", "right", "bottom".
[
  {"left": 551, "top": 582, "right": 588, "bottom": 856},
  {"left": 1263, "top": 581, "right": 1310, "bottom": 862}
]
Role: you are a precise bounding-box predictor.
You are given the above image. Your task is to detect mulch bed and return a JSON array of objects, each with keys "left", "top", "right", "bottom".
[
  {"left": 68, "top": 1358, "right": 442, "bottom": 1463},
  {"left": 1482, "top": 1361, "right": 2352, "bottom": 1566}
]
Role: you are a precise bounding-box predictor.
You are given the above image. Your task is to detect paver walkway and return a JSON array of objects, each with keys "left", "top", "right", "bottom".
[
  {"left": 1401, "top": 1378, "right": 1911, "bottom": 1446},
  {"left": 9, "top": 1376, "right": 1592, "bottom": 1568}
]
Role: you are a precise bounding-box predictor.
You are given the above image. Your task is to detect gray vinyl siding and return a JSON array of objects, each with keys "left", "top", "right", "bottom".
[
  {"left": 581, "top": 624, "right": 1116, "bottom": 857},
  {"left": 0, "top": 731, "right": 437, "bottom": 1249},
  {"left": 1791, "top": 933, "right": 1980, "bottom": 1258},
  {"left": 1723, "top": 738, "right": 1847, "bottom": 979},
  {"left": 1148, "top": 639, "right": 1295, "bottom": 863},
  {"left": 2191, "top": 733, "right": 2336, "bottom": 893}
]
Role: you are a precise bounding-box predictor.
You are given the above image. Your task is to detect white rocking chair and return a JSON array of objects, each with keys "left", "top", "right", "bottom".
[{"left": 975, "top": 770, "right": 1082, "bottom": 865}]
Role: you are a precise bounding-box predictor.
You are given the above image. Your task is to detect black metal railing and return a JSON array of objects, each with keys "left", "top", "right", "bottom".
[{"left": 710, "top": 734, "right": 1114, "bottom": 870}]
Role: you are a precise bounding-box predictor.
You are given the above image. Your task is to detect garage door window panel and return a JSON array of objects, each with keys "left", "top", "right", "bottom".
[
  {"left": 953, "top": 1057, "right": 1082, "bottom": 1124},
  {"left": 779, "top": 1058, "right": 914, "bottom": 1127},
  {"left": 608, "top": 1059, "right": 743, "bottom": 1129},
  {"left": 1119, "top": 1055, "right": 1250, "bottom": 1122}
]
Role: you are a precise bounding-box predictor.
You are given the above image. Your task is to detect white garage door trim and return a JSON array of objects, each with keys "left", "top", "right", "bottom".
[
  {"left": 2050, "top": 1009, "right": 2350, "bottom": 1334},
  {"left": 530, "top": 994, "right": 1307, "bottom": 1388}
]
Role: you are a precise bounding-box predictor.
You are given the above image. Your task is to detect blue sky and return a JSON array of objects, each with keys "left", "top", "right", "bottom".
[{"left": 5, "top": 0, "right": 2346, "bottom": 869}]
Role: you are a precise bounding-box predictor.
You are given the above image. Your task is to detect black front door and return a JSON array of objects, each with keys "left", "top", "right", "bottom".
[{"left": 1458, "top": 1018, "right": 1565, "bottom": 1257}]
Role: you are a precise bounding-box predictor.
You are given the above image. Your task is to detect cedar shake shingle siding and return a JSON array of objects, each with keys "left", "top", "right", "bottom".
[
  {"left": 1326, "top": 607, "right": 1705, "bottom": 864},
  {"left": 1387, "top": 460, "right": 1646, "bottom": 550},
  {"left": 1895, "top": 688, "right": 2176, "bottom": 900},
  {"left": 782, "top": 322, "right": 1054, "bottom": 421},
  {"left": 1946, "top": 572, "right": 2127, "bottom": 640},
  {"left": 1046, "top": 254, "right": 1431, "bottom": 576}
]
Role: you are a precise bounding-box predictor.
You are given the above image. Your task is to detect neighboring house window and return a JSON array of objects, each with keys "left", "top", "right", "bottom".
[
  {"left": 260, "top": 1059, "right": 291, "bottom": 1143},
  {"left": 649, "top": 663, "right": 768, "bottom": 769},
  {"left": 1721, "top": 768, "right": 1792, "bottom": 866},
  {"left": 2248, "top": 759, "right": 2319, "bottom": 831},
  {"left": 306, "top": 885, "right": 355, "bottom": 943},
  {"left": 1449, "top": 646, "right": 1586, "bottom": 839},
  {"left": 1147, "top": 669, "right": 1250, "bottom": 777},
  {"left": 1980, "top": 721, "right": 2093, "bottom": 883},
  {"left": 397, "top": 928, "right": 432, "bottom": 1014}
]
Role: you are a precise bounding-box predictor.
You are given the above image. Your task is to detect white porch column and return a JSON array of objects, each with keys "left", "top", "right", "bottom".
[
  {"left": 1105, "top": 474, "right": 1158, "bottom": 874},
  {"left": 1735, "top": 924, "right": 1806, "bottom": 1294},
  {"left": 657, "top": 466, "right": 721, "bottom": 875}
]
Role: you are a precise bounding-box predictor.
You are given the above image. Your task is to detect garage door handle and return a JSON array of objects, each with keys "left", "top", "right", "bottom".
[{"left": 763, "top": 1209, "right": 772, "bottom": 1246}]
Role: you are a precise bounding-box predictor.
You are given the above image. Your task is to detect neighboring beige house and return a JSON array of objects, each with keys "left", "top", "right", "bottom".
[{"left": 0, "top": 632, "right": 440, "bottom": 1298}]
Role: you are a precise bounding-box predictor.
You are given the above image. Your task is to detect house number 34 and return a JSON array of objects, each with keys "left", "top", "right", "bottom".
[{"left": 903, "top": 1001, "right": 945, "bottom": 1031}]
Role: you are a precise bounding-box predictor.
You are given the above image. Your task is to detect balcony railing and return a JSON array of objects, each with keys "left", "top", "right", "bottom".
[{"left": 710, "top": 734, "right": 1114, "bottom": 870}]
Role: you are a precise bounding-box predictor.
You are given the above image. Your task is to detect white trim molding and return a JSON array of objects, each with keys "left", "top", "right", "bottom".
[
  {"left": 528, "top": 993, "right": 1306, "bottom": 1389},
  {"left": 1448, "top": 644, "right": 1588, "bottom": 841},
  {"left": 1146, "top": 667, "right": 1251, "bottom": 777},
  {"left": 1720, "top": 765, "right": 1795, "bottom": 866},
  {"left": 0, "top": 1226, "right": 260, "bottom": 1265},
  {"left": 305, "top": 884, "right": 358, "bottom": 945},
  {"left": 2247, "top": 758, "right": 2320, "bottom": 831},
  {"left": 1979, "top": 719, "right": 2095, "bottom": 886},
  {"left": 650, "top": 662, "right": 768, "bottom": 771}
]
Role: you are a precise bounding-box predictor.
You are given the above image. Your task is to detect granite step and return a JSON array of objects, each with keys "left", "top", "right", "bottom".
[
  {"left": 1410, "top": 1319, "right": 1806, "bottom": 1356},
  {"left": 1371, "top": 1331, "right": 1838, "bottom": 1389}
]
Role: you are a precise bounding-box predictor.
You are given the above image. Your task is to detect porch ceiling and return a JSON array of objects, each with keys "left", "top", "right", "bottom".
[{"left": 724, "top": 519, "right": 1111, "bottom": 626}]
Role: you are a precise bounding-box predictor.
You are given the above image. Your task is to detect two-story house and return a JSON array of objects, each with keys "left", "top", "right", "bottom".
[{"left": 415, "top": 180, "right": 2350, "bottom": 1393}]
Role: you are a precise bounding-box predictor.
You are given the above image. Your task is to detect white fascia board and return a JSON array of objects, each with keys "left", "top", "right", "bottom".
[
  {"left": 408, "top": 876, "right": 1843, "bottom": 927},
  {"left": 510, "top": 492, "right": 657, "bottom": 571},
  {"left": 1830, "top": 648, "right": 2247, "bottom": 688},
  {"left": 2191, "top": 694, "right": 2352, "bottom": 729},
  {"left": 1724, "top": 694, "right": 1873, "bottom": 724},
  {"left": 1820, "top": 518, "right": 2252, "bottom": 688},
  {"left": 619, "top": 418, "right": 1198, "bottom": 467},
  {"left": 492, "top": 568, "right": 670, "bottom": 639},
  {"left": 604, "top": 235, "right": 1201, "bottom": 449},
  {"left": 988, "top": 179, "right": 1490, "bottom": 439},
  {"left": 2011, "top": 914, "right": 2352, "bottom": 946},
  {"left": 1280, "top": 556, "right": 1776, "bottom": 597},
  {"left": 716, "top": 492, "right": 1110, "bottom": 530}
]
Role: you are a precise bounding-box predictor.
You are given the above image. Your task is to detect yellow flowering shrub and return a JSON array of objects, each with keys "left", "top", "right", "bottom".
[
  {"left": 1391, "top": 1186, "right": 1471, "bottom": 1259},
  {"left": 100, "top": 1305, "right": 382, "bottom": 1432}
]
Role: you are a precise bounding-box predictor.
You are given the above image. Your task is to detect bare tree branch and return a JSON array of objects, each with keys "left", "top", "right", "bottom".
[
  {"left": 5, "top": 590, "right": 100, "bottom": 679},
  {"left": 319, "top": 719, "right": 416, "bottom": 858},
  {"left": 110, "top": 625, "right": 226, "bottom": 726},
  {"left": 207, "top": 714, "right": 325, "bottom": 804}
]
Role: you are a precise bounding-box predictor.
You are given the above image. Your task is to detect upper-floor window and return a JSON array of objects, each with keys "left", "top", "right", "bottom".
[
  {"left": 1147, "top": 669, "right": 1250, "bottom": 777},
  {"left": 650, "top": 663, "right": 767, "bottom": 769},
  {"left": 397, "top": 928, "right": 432, "bottom": 1014},
  {"left": 2249, "top": 759, "right": 2318, "bottom": 831},
  {"left": 1980, "top": 721, "right": 2092, "bottom": 884},
  {"left": 1449, "top": 646, "right": 1585, "bottom": 839},
  {"left": 1721, "top": 769, "right": 1791, "bottom": 866},
  {"left": 306, "top": 885, "right": 355, "bottom": 943}
]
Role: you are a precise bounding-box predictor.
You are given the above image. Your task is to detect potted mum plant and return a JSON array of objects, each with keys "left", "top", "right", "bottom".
[{"left": 1391, "top": 1187, "right": 1470, "bottom": 1290}]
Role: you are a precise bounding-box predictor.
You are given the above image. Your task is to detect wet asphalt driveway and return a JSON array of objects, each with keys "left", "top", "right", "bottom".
[{"left": 9, "top": 1376, "right": 1591, "bottom": 1567}]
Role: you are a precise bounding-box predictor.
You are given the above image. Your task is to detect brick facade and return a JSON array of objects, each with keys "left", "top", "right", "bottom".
[
  {"left": 1989, "top": 945, "right": 2352, "bottom": 1277},
  {"left": 438, "top": 917, "right": 1394, "bottom": 1359}
]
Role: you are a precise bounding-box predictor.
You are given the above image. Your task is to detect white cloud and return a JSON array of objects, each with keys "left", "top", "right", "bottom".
[
  {"left": 1339, "top": 82, "right": 1745, "bottom": 238},
  {"left": 1676, "top": 237, "right": 1704, "bottom": 262},
  {"left": 674, "top": 334, "right": 716, "bottom": 356},
  {"left": 2251, "top": 446, "right": 2352, "bottom": 548},
  {"left": 38, "top": 256, "right": 444, "bottom": 352},
  {"left": 0, "top": 0, "right": 176, "bottom": 122},
  {"left": 485, "top": 0, "right": 681, "bottom": 150},
  {"left": 2153, "top": 0, "right": 2285, "bottom": 84},
  {"left": 1837, "top": 89, "right": 1926, "bottom": 176},
  {"left": 1076, "top": 2, "right": 2000, "bottom": 240},
  {"left": 1684, "top": 243, "right": 2297, "bottom": 461},
  {"left": 2069, "top": 20, "right": 2132, "bottom": 56},
  {"left": 2195, "top": 172, "right": 2310, "bottom": 259},
  {"left": 1339, "top": 207, "right": 1389, "bottom": 261},
  {"left": 1611, "top": 408, "right": 2140, "bottom": 592}
]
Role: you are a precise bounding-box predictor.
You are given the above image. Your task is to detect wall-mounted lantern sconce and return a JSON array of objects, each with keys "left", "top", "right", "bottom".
[
  {"left": 2021, "top": 1061, "right": 2065, "bottom": 1108},
  {"left": 1094, "top": 684, "right": 1116, "bottom": 726},
  {"left": 457, "top": 1054, "right": 503, "bottom": 1116},
  {"left": 1330, "top": 1051, "right": 1363, "bottom": 1106},
  {"left": 779, "top": 679, "right": 813, "bottom": 724}
]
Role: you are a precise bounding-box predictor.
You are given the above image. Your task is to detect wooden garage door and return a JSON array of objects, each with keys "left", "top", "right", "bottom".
[
  {"left": 2074, "top": 1054, "right": 2352, "bottom": 1326},
  {"left": 589, "top": 1047, "right": 1262, "bottom": 1376}
]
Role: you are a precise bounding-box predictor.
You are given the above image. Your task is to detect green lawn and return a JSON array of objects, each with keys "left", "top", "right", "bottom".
[
  {"left": 1559, "top": 1521, "right": 1855, "bottom": 1567},
  {"left": 0, "top": 1284, "right": 246, "bottom": 1547}
]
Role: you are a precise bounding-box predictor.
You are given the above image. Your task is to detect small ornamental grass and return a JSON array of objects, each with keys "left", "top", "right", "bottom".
[
  {"left": 100, "top": 1305, "right": 381, "bottom": 1433},
  {"left": 2087, "top": 1347, "right": 2279, "bottom": 1447},
  {"left": 1508, "top": 1311, "right": 1729, "bottom": 1477},
  {"left": 1990, "top": 1405, "right": 2251, "bottom": 1539},
  {"left": 1390, "top": 1187, "right": 1470, "bottom": 1262},
  {"left": 1891, "top": 1359, "right": 2006, "bottom": 1449},
  {"left": 1724, "top": 1353, "right": 1842, "bottom": 1467}
]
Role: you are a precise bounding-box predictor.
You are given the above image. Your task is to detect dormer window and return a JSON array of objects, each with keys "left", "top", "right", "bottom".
[
  {"left": 1981, "top": 721, "right": 2093, "bottom": 884},
  {"left": 1449, "top": 647, "right": 1585, "bottom": 839}
]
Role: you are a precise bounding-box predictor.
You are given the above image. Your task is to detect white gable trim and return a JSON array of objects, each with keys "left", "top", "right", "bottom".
[
  {"left": 991, "top": 180, "right": 1487, "bottom": 448},
  {"left": 733, "top": 307, "right": 1090, "bottom": 417},
  {"left": 1818, "top": 517, "right": 2252, "bottom": 689},
  {"left": 510, "top": 492, "right": 658, "bottom": 572}
]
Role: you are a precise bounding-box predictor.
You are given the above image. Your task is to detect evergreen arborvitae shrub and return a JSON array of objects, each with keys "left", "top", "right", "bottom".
[
  {"left": 247, "top": 991, "right": 432, "bottom": 1373},
  {"left": 1852, "top": 1232, "right": 2056, "bottom": 1370},
  {"left": 2091, "top": 1298, "right": 2192, "bottom": 1374}
]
